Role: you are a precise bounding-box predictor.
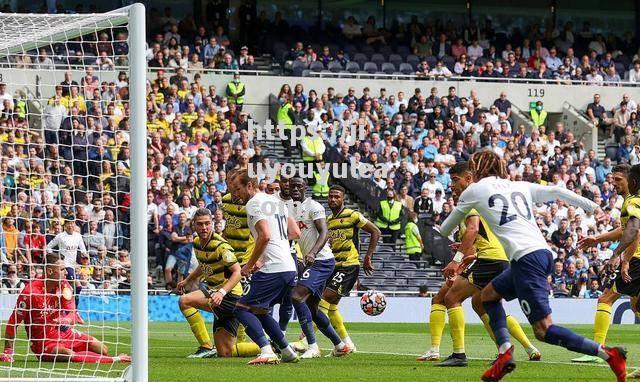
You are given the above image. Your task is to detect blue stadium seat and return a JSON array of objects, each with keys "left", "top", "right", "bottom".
[
  {"left": 371, "top": 53, "right": 385, "bottom": 66},
  {"left": 353, "top": 53, "right": 367, "bottom": 66},
  {"left": 345, "top": 61, "right": 360, "bottom": 73},
  {"left": 399, "top": 63, "right": 414, "bottom": 74},
  {"left": 328, "top": 61, "right": 343, "bottom": 73},
  {"left": 381, "top": 62, "right": 396, "bottom": 74},
  {"left": 406, "top": 54, "right": 420, "bottom": 69},
  {"left": 388, "top": 54, "right": 403, "bottom": 68},
  {"left": 309, "top": 61, "right": 325, "bottom": 72}
]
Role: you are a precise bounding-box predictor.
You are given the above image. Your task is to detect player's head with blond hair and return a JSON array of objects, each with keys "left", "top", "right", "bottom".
[{"left": 469, "top": 150, "right": 507, "bottom": 181}]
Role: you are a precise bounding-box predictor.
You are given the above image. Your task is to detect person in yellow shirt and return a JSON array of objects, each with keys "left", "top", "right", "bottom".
[
  {"left": 64, "top": 85, "right": 86, "bottom": 113},
  {"left": 418, "top": 161, "right": 540, "bottom": 365},
  {"left": 182, "top": 103, "right": 198, "bottom": 127},
  {"left": 176, "top": 208, "right": 256, "bottom": 359}
]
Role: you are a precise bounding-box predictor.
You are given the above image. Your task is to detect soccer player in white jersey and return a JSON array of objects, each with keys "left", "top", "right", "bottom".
[
  {"left": 437, "top": 151, "right": 627, "bottom": 382},
  {"left": 230, "top": 169, "right": 301, "bottom": 365},
  {"left": 289, "top": 176, "right": 352, "bottom": 358},
  {"left": 46, "top": 216, "right": 88, "bottom": 306}
]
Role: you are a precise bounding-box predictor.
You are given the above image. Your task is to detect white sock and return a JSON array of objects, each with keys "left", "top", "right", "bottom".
[
  {"left": 282, "top": 330, "right": 286, "bottom": 336},
  {"left": 597, "top": 346, "right": 610, "bottom": 361},
  {"left": 260, "top": 345, "right": 274, "bottom": 357},
  {"left": 335, "top": 341, "right": 346, "bottom": 350},
  {"left": 526, "top": 345, "right": 537, "bottom": 355},
  {"left": 498, "top": 342, "right": 512, "bottom": 354},
  {"left": 430, "top": 346, "right": 439, "bottom": 353},
  {"left": 343, "top": 336, "right": 353, "bottom": 346},
  {"left": 308, "top": 342, "right": 319, "bottom": 351},
  {"left": 282, "top": 345, "right": 296, "bottom": 358}
]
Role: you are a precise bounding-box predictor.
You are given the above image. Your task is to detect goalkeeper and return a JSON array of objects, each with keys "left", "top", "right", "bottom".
[{"left": 1, "top": 254, "right": 130, "bottom": 364}]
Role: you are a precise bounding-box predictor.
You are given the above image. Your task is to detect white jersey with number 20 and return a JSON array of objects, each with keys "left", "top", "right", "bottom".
[
  {"left": 246, "top": 192, "right": 297, "bottom": 273},
  {"left": 439, "top": 177, "right": 599, "bottom": 261}
]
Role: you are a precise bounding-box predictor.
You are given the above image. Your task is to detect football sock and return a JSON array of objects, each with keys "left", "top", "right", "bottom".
[
  {"left": 447, "top": 306, "right": 465, "bottom": 354},
  {"left": 429, "top": 303, "right": 447, "bottom": 351},
  {"left": 233, "top": 308, "right": 269, "bottom": 348},
  {"left": 328, "top": 304, "right": 349, "bottom": 340},
  {"left": 258, "top": 313, "right": 288, "bottom": 350},
  {"left": 480, "top": 314, "right": 497, "bottom": 343},
  {"left": 506, "top": 315, "right": 533, "bottom": 350},
  {"left": 232, "top": 342, "right": 261, "bottom": 357},
  {"left": 544, "top": 324, "right": 600, "bottom": 357},
  {"left": 259, "top": 344, "right": 275, "bottom": 357},
  {"left": 312, "top": 308, "right": 343, "bottom": 346},
  {"left": 279, "top": 297, "right": 294, "bottom": 332},
  {"left": 483, "top": 300, "right": 511, "bottom": 353},
  {"left": 181, "top": 307, "right": 212, "bottom": 349},
  {"left": 594, "top": 303, "right": 612, "bottom": 345},
  {"left": 293, "top": 302, "right": 317, "bottom": 345},
  {"left": 70, "top": 351, "right": 119, "bottom": 364},
  {"left": 236, "top": 325, "right": 247, "bottom": 343}
]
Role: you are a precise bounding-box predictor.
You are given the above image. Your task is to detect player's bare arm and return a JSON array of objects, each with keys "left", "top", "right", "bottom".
[
  {"left": 306, "top": 218, "right": 329, "bottom": 266},
  {"left": 242, "top": 219, "right": 270, "bottom": 276},
  {"left": 443, "top": 215, "right": 478, "bottom": 279},
  {"left": 211, "top": 262, "right": 241, "bottom": 307},
  {"left": 177, "top": 265, "right": 203, "bottom": 292},
  {"left": 287, "top": 215, "right": 301, "bottom": 240},
  {"left": 578, "top": 226, "right": 623, "bottom": 249},
  {"left": 361, "top": 221, "right": 381, "bottom": 275}
]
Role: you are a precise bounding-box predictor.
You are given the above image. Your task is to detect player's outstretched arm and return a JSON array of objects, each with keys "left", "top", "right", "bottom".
[
  {"left": 439, "top": 185, "right": 478, "bottom": 237},
  {"left": 528, "top": 183, "right": 598, "bottom": 213},
  {"left": 1, "top": 294, "right": 27, "bottom": 361},
  {"left": 287, "top": 215, "right": 300, "bottom": 240},
  {"left": 362, "top": 220, "right": 381, "bottom": 275},
  {"left": 578, "top": 226, "right": 623, "bottom": 249}
]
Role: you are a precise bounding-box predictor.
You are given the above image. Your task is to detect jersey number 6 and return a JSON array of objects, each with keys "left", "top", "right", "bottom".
[{"left": 488, "top": 192, "right": 532, "bottom": 226}]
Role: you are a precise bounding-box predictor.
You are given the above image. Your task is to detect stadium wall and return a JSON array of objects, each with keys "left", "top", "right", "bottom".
[
  {"left": 0, "top": 295, "right": 636, "bottom": 324},
  {"left": 1, "top": 67, "right": 635, "bottom": 128}
]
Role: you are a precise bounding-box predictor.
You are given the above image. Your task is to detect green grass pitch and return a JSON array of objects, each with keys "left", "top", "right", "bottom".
[{"left": 1, "top": 322, "right": 639, "bottom": 381}]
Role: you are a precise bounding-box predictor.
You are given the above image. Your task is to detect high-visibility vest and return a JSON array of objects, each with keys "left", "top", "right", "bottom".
[
  {"left": 405, "top": 221, "right": 422, "bottom": 254},
  {"left": 15, "top": 100, "right": 26, "bottom": 119},
  {"left": 277, "top": 103, "right": 293, "bottom": 127},
  {"left": 302, "top": 135, "right": 323, "bottom": 162},
  {"left": 530, "top": 109, "right": 547, "bottom": 127},
  {"left": 375, "top": 200, "right": 402, "bottom": 230},
  {"left": 312, "top": 171, "right": 329, "bottom": 197},
  {"left": 227, "top": 82, "right": 245, "bottom": 105}
]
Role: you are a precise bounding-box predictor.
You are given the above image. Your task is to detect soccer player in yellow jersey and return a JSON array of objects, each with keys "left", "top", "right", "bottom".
[
  {"left": 177, "top": 208, "right": 243, "bottom": 358},
  {"left": 576, "top": 163, "right": 640, "bottom": 371},
  {"left": 322, "top": 185, "right": 381, "bottom": 352},
  {"left": 418, "top": 161, "right": 540, "bottom": 365}
]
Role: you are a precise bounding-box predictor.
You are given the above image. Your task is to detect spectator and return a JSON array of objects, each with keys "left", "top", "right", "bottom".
[
  {"left": 404, "top": 211, "right": 424, "bottom": 261},
  {"left": 375, "top": 188, "right": 403, "bottom": 244}
]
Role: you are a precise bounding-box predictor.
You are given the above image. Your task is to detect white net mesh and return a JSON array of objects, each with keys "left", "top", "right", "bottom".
[{"left": 0, "top": 9, "right": 136, "bottom": 382}]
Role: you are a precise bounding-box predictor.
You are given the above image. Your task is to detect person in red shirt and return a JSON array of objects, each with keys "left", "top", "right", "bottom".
[
  {"left": 0, "top": 253, "right": 130, "bottom": 363},
  {"left": 22, "top": 221, "right": 46, "bottom": 264}
]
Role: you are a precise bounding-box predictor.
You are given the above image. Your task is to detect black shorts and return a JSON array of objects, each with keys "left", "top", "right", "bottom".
[
  {"left": 325, "top": 265, "right": 359, "bottom": 297},
  {"left": 461, "top": 259, "right": 509, "bottom": 289},
  {"left": 611, "top": 258, "right": 640, "bottom": 297},
  {"left": 202, "top": 285, "right": 240, "bottom": 336},
  {"left": 296, "top": 258, "right": 305, "bottom": 278}
]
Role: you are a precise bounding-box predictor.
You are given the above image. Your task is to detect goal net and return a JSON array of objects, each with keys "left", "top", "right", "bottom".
[{"left": 0, "top": 4, "right": 147, "bottom": 382}]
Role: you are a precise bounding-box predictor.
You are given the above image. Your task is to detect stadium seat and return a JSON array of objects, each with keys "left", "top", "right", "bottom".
[
  {"left": 301, "top": 69, "right": 311, "bottom": 77},
  {"left": 381, "top": 62, "right": 396, "bottom": 74},
  {"left": 363, "top": 62, "right": 378, "bottom": 73},
  {"left": 406, "top": 54, "right": 420, "bottom": 69},
  {"left": 328, "top": 61, "right": 343, "bottom": 72},
  {"left": 309, "top": 61, "right": 325, "bottom": 72},
  {"left": 396, "top": 46, "right": 411, "bottom": 58},
  {"left": 388, "top": 54, "right": 403, "bottom": 68},
  {"left": 345, "top": 61, "right": 360, "bottom": 73},
  {"left": 399, "top": 62, "right": 414, "bottom": 74},
  {"left": 425, "top": 55, "right": 437, "bottom": 67},
  {"left": 344, "top": 44, "right": 358, "bottom": 57},
  {"left": 378, "top": 45, "right": 393, "bottom": 56},
  {"left": 353, "top": 53, "right": 367, "bottom": 66},
  {"left": 371, "top": 53, "right": 386, "bottom": 66},
  {"left": 605, "top": 144, "right": 619, "bottom": 160},
  {"left": 292, "top": 61, "right": 308, "bottom": 76},
  {"left": 360, "top": 45, "right": 375, "bottom": 56}
]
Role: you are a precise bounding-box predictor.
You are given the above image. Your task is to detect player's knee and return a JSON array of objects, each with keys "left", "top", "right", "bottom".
[
  {"left": 178, "top": 295, "right": 189, "bottom": 310},
  {"left": 443, "top": 292, "right": 459, "bottom": 308},
  {"left": 432, "top": 293, "right": 445, "bottom": 305},
  {"left": 532, "top": 320, "right": 550, "bottom": 342}
]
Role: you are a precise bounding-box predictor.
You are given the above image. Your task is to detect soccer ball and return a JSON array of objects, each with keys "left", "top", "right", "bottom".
[{"left": 360, "top": 290, "right": 387, "bottom": 316}]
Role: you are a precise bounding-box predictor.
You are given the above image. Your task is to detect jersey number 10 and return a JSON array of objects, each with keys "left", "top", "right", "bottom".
[
  {"left": 489, "top": 192, "right": 532, "bottom": 226},
  {"left": 275, "top": 214, "right": 288, "bottom": 240}
]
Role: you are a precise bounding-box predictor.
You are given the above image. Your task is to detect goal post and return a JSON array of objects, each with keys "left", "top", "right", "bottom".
[{"left": 0, "top": 3, "right": 147, "bottom": 382}]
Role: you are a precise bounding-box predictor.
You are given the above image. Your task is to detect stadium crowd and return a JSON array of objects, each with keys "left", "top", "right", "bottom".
[
  {"left": 274, "top": 81, "right": 640, "bottom": 299},
  {"left": 4, "top": 3, "right": 640, "bottom": 85}
]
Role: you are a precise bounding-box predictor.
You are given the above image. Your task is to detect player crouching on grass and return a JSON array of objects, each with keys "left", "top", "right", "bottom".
[
  {"left": 418, "top": 161, "right": 540, "bottom": 365},
  {"left": 177, "top": 208, "right": 260, "bottom": 359},
  {"left": 1, "top": 253, "right": 130, "bottom": 364}
]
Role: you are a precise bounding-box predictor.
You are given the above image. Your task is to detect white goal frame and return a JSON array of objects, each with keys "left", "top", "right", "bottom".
[{"left": 0, "top": 3, "right": 148, "bottom": 382}]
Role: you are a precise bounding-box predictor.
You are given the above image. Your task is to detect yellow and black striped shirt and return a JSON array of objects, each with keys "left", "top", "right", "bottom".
[
  {"left": 327, "top": 208, "right": 369, "bottom": 267},
  {"left": 221, "top": 193, "right": 255, "bottom": 265},
  {"left": 620, "top": 194, "right": 640, "bottom": 259},
  {"left": 193, "top": 233, "right": 242, "bottom": 296},
  {"left": 458, "top": 209, "right": 507, "bottom": 261}
]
